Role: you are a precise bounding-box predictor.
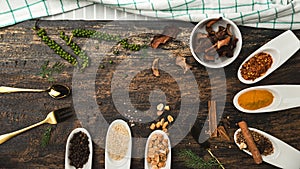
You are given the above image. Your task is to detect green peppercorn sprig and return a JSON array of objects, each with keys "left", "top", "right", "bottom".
[
  {"left": 60, "top": 31, "right": 89, "bottom": 70},
  {"left": 72, "top": 29, "right": 148, "bottom": 55},
  {"left": 113, "top": 38, "right": 148, "bottom": 55},
  {"left": 33, "top": 26, "right": 78, "bottom": 67},
  {"left": 72, "top": 29, "right": 121, "bottom": 42},
  {"left": 119, "top": 38, "right": 145, "bottom": 51}
]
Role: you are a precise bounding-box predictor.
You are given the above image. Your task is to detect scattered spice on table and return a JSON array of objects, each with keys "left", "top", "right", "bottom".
[
  {"left": 175, "top": 56, "right": 192, "bottom": 74},
  {"left": 152, "top": 58, "right": 160, "bottom": 77},
  {"left": 238, "top": 121, "right": 263, "bottom": 164},
  {"left": 238, "top": 90, "right": 274, "bottom": 110},
  {"left": 151, "top": 26, "right": 181, "bottom": 49},
  {"left": 68, "top": 131, "right": 90, "bottom": 168},
  {"left": 149, "top": 117, "right": 173, "bottom": 133},
  {"left": 240, "top": 52, "right": 273, "bottom": 81},
  {"left": 236, "top": 129, "right": 274, "bottom": 156},
  {"left": 149, "top": 104, "right": 174, "bottom": 132}
]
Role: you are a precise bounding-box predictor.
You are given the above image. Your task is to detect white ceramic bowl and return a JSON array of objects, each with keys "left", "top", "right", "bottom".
[{"left": 190, "top": 17, "right": 242, "bottom": 68}]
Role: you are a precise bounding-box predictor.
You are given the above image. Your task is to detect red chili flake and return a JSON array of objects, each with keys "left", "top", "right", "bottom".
[{"left": 240, "top": 52, "right": 273, "bottom": 81}]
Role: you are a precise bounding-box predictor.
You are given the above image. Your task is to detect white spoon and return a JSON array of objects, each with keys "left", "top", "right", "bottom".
[
  {"left": 234, "top": 127, "right": 300, "bottom": 169},
  {"left": 105, "top": 119, "right": 132, "bottom": 169},
  {"left": 145, "top": 130, "right": 171, "bottom": 169},
  {"left": 237, "top": 30, "right": 300, "bottom": 84},
  {"left": 65, "top": 128, "right": 93, "bottom": 169},
  {"left": 233, "top": 85, "right": 300, "bottom": 113}
]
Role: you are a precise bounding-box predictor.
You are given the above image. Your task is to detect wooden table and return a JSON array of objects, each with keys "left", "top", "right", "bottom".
[{"left": 0, "top": 20, "right": 299, "bottom": 169}]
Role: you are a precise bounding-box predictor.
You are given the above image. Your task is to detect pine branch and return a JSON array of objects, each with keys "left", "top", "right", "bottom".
[
  {"left": 41, "top": 126, "right": 52, "bottom": 147},
  {"left": 38, "top": 61, "right": 65, "bottom": 82},
  {"left": 178, "top": 149, "right": 219, "bottom": 169}
]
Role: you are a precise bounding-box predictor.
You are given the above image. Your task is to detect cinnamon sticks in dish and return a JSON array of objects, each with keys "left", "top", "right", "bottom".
[{"left": 238, "top": 121, "right": 263, "bottom": 164}]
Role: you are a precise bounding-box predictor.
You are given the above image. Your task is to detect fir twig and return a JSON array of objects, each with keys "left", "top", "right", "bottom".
[
  {"left": 38, "top": 61, "right": 65, "bottom": 82},
  {"left": 178, "top": 149, "right": 219, "bottom": 169},
  {"left": 207, "top": 149, "right": 225, "bottom": 169},
  {"left": 41, "top": 126, "right": 52, "bottom": 147}
]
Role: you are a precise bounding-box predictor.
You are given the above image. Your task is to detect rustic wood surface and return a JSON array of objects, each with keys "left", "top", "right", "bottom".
[{"left": 0, "top": 20, "right": 299, "bottom": 169}]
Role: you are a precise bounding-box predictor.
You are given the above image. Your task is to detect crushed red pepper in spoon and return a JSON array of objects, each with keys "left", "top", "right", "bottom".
[{"left": 240, "top": 52, "right": 273, "bottom": 81}]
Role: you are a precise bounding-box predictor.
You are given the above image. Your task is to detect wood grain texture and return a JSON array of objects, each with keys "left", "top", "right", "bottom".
[{"left": 0, "top": 20, "right": 299, "bottom": 169}]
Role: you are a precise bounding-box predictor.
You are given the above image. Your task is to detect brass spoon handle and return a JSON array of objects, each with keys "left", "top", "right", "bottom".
[
  {"left": 0, "top": 119, "right": 47, "bottom": 144},
  {"left": 0, "top": 86, "right": 45, "bottom": 93}
]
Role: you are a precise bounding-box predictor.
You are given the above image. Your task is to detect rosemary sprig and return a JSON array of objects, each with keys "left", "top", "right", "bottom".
[
  {"left": 178, "top": 149, "right": 220, "bottom": 169},
  {"left": 41, "top": 126, "right": 52, "bottom": 147},
  {"left": 39, "top": 61, "right": 65, "bottom": 82}
]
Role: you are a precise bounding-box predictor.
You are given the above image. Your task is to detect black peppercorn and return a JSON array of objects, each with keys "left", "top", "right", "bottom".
[{"left": 68, "top": 131, "right": 90, "bottom": 168}]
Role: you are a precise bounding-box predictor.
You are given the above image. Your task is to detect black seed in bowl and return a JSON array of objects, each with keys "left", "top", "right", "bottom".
[{"left": 68, "top": 131, "right": 90, "bottom": 168}]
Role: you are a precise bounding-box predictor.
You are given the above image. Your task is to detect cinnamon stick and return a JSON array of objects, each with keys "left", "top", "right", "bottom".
[
  {"left": 217, "top": 126, "right": 230, "bottom": 141},
  {"left": 208, "top": 100, "right": 217, "bottom": 137},
  {"left": 238, "top": 121, "right": 263, "bottom": 164}
]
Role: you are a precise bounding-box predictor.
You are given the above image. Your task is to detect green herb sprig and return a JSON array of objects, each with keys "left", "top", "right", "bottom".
[
  {"left": 39, "top": 61, "right": 65, "bottom": 82},
  {"left": 33, "top": 27, "right": 78, "bottom": 66},
  {"left": 178, "top": 149, "right": 220, "bottom": 169},
  {"left": 60, "top": 32, "right": 89, "bottom": 70},
  {"left": 41, "top": 126, "right": 52, "bottom": 147}
]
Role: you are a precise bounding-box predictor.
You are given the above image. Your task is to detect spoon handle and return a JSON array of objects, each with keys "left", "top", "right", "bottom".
[
  {"left": 0, "top": 86, "right": 45, "bottom": 93},
  {"left": 271, "top": 135, "right": 300, "bottom": 169},
  {"left": 273, "top": 85, "right": 300, "bottom": 111},
  {"left": 263, "top": 30, "right": 300, "bottom": 64}
]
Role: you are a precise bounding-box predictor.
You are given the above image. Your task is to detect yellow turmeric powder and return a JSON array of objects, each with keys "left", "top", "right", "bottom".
[{"left": 238, "top": 90, "right": 274, "bottom": 110}]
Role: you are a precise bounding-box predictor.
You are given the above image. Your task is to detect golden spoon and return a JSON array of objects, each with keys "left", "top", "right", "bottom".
[{"left": 0, "top": 84, "right": 70, "bottom": 99}]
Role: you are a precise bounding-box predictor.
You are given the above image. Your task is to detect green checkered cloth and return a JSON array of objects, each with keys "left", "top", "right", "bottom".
[
  {"left": 0, "top": 0, "right": 93, "bottom": 27},
  {"left": 1, "top": 0, "right": 300, "bottom": 29}
]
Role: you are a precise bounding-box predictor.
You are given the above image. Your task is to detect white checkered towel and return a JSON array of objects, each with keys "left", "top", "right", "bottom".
[{"left": 0, "top": 0, "right": 300, "bottom": 29}]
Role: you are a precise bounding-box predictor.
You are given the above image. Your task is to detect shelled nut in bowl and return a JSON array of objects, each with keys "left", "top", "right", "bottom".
[{"left": 190, "top": 17, "right": 242, "bottom": 68}]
